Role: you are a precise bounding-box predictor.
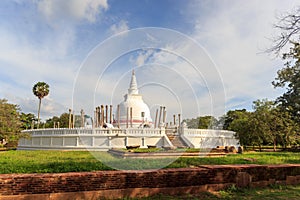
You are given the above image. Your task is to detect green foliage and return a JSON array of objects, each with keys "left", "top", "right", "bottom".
[
  {"left": 32, "top": 82, "right": 50, "bottom": 100},
  {"left": 20, "top": 112, "right": 36, "bottom": 129},
  {"left": 0, "top": 99, "right": 23, "bottom": 143},
  {"left": 273, "top": 42, "right": 300, "bottom": 122},
  {"left": 221, "top": 99, "right": 299, "bottom": 149},
  {"left": 44, "top": 113, "right": 83, "bottom": 128},
  {"left": 198, "top": 116, "right": 218, "bottom": 129},
  {"left": 184, "top": 116, "right": 219, "bottom": 129}
]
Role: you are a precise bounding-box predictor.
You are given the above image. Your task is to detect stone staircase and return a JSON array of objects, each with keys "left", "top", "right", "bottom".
[{"left": 167, "top": 135, "right": 188, "bottom": 148}]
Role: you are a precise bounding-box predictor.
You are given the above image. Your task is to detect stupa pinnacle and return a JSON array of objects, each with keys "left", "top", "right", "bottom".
[{"left": 128, "top": 70, "right": 138, "bottom": 95}]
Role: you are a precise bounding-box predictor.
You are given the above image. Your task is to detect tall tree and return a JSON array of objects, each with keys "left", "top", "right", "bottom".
[
  {"left": 267, "top": 8, "right": 300, "bottom": 121},
  {"left": 32, "top": 82, "right": 49, "bottom": 128},
  {"left": 0, "top": 99, "right": 22, "bottom": 144},
  {"left": 226, "top": 110, "right": 255, "bottom": 148},
  {"left": 272, "top": 42, "right": 300, "bottom": 121}
]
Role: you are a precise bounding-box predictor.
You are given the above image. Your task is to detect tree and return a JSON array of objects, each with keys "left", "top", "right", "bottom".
[
  {"left": 222, "top": 109, "right": 248, "bottom": 130},
  {"left": 225, "top": 109, "right": 255, "bottom": 148},
  {"left": 183, "top": 117, "right": 199, "bottom": 129},
  {"left": 272, "top": 42, "right": 300, "bottom": 121},
  {"left": 33, "top": 82, "right": 49, "bottom": 128},
  {"left": 44, "top": 116, "right": 60, "bottom": 128},
  {"left": 0, "top": 99, "right": 23, "bottom": 144},
  {"left": 266, "top": 8, "right": 300, "bottom": 122},
  {"left": 267, "top": 7, "right": 300, "bottom": 55},
  {"left": 198, "top": 116, "right": 218, "bottom": 129},
  {"left": 20, "top": 112, "right": 36, "bottom": 129}
]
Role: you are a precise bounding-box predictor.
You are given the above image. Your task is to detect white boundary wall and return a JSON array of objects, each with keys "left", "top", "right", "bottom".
[
  {"left": 18, "top": 127, "right": 239, "bottom": 150},
  {"left": 18, "top": 128, "right": 172, "bottom": 151},
  {"left": 179, "top": 127, "right": 239, "bottom": 149}
]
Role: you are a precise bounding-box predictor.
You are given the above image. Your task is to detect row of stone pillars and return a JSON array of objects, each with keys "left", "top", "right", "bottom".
[
  {"left": 56, "top": 106, "right": 181, "bottom": 129},
  {"left": 153, "top": 106, "right": 181, "bottom": 128},
  {"left": 67, "top": 109, "right": 85, "bottom": 128},
  {"left": 94, "top": 105, "right": 113, "bottom": 128}
]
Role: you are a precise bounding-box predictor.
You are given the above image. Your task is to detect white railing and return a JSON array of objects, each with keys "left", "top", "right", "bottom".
[
  {"left": 22, "top": 127, "right": 164, "bottom": 136},
  {"left": 181, "top": 128, "right": 236, "bottom": 138}
]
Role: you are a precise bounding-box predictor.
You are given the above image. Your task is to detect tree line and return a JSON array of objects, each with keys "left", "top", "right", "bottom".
[{"left": 185, "top": 99, "right": 300, "bottom": 151}]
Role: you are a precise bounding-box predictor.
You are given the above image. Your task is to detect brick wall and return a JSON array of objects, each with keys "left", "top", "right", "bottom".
[{"left": 0, "top": 164, "right": 300, "bottom": 200}]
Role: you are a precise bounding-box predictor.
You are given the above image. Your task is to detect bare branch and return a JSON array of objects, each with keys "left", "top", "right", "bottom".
[{"left": 266, "top": 7, "right": 300, "bottom": 56}]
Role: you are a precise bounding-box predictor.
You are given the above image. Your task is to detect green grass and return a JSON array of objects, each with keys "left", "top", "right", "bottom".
[
  {"left": 0, "top": 151, "right": 300, "bottom": 173},
  {"left": 123, "top": 184, "right": 300, "bottom": 200}
]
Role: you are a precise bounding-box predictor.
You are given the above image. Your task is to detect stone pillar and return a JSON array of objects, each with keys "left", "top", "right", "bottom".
[
  {"left": 117, "top": 104, "right": 120, "bottom": 128},
  {"left": 94, "top": 110, "right": 97, "bottom": 128},
  {"left": 158, "top": 106, "right": 162, "bottom": 127},
  {"left": 80, "top": 109, "right": 84, "bottom": 127},
  {"left": 130, "top": 107, "right": 133, "bottom": 128},
  {"left": 154, "top": 109, "right": 158, "bottom": 128},
  {"left": 173, "top": 114, "right": 176, "bottom": 126},
  {"left": 101, "top": 105, "right": 104, "bottom": 127},
  {"left": 97, "top": 106, "right": 101, "bottom": 127},
  {"left": 68, "top": 109, "right": 72, "bottom": 128},
  {"left": 110, "top": 105, "right": 113, "bottom": 124},
  {"left": 72, "top": 111, "right": 75, "bottom": 128},
  {"left": 105, "top": 105, "right": 108, "bottom": 123},
  {"left": 163, "top": 107, "right": 166, "bottom": 124},
  {"left": 126, "top": 107, "right": 129, "bottom": 128},
  {"left": 31, "top": 120, "right": 34, "bottom": 129}
]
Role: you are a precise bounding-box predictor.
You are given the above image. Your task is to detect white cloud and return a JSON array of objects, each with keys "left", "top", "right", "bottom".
[
  {"left": 109, "top": 20, "right": 129, "bottom": 35},
  {"left": 0, "top": 27, "right": 77, "bottom": 118},
  {"left": 187, "top": 0, "right": 299, "bottom": 111},
  {"left": 129, "top": 50, "right": 154, "bottom": 66},
  {"left": 37, "top": 0, "right": 108, "bottom": 26}
]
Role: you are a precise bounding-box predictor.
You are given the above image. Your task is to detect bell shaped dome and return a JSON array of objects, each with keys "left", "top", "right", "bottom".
[{"left": 114, "top": 70, "right": 152, "bottom": 128}]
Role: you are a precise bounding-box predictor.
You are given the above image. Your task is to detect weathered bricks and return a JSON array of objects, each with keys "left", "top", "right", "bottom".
[{"left": 0, "top": 164, "right": 300, "bottom": 199}]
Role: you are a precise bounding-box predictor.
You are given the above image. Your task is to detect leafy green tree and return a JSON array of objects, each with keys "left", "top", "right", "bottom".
[
  {"left": 0, "top": 99, "right": 23, "bottom": 144},
  {"left": 226, "top": 110, "right": 254, "bottom": 148},
  {"left": 183, "top": 117, "right": 199, "bottom": 129},
  {"left": 222, "top": 109, "right": 248, "bottom": 130},
  {"left": 266, "top": 8, "right": 300, "bottom": 122},
  {"left": 20, "top": 112, "right": 36, "bottom": 129},
  {"left": 58, "top": 113, "right": 70, "bottom": 128},
  {"left": 44, "top": 116, "right": 60, "bottom": 128},
  {"left": 251, "top": 99, "right": 299, "bottom": 151},
  {"left": 272, "top": 42, "right": 300, "bottom": 121},
  {"left": 184, "top": 116, "right": 219, "bottom": 129},
  {"left": 198, "top": 116, "right": 218, "bottom": 129},
  {"left": 252, "top": 99, "right": 277, "bottom": 151},
  {"left": 33, "top": 82, "right": 49, "bottom": 128}
]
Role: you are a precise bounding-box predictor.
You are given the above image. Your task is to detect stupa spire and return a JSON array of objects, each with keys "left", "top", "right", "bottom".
[{"left": 128, "top": 69, "right": 139, "bottom": 95}]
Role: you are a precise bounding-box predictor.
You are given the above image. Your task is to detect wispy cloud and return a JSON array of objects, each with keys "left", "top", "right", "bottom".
[
  {"left": 36, "top": 0, "right": 108, "bottom": 26},
  {"left": 109, "top": 20, "right": 129, "bottom": 35}
]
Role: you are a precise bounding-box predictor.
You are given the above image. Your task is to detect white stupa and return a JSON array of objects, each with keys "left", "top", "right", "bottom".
[{"left": 114, "top": 70, "right": 152, "bottom": 128}]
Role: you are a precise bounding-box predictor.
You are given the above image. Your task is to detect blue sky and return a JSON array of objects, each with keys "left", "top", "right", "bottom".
[{"left": 0, "top": 0, "right": 299, "bottom": 122}]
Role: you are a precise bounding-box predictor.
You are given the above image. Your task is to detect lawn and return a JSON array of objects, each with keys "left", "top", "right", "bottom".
[
  {"left": 0, "top": 150, "right": 300, "bottom": 173},
  {"left": 127, "top": 184, "right": 300, "bottom": 200}
]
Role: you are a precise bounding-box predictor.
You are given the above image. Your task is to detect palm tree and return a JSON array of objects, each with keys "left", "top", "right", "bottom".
[{"left": 33, "top": 82, "right": 49, "bottom": 128}]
